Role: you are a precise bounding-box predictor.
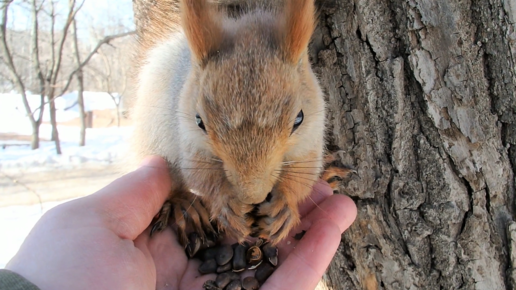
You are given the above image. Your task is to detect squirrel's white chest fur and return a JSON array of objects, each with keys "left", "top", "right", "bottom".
[{"left": 131, "top": 32, "right": 191, "bottom": 167}]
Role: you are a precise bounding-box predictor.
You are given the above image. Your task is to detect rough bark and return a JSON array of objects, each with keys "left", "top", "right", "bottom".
[
  {"left": 132, "top": 0, "right": 516, "bottom": 289},
  {"left": 309, "top": 0, "right": 515, "bottom": 289}
]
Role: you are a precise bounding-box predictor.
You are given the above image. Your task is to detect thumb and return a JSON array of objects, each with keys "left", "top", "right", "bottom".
[{"left": 90, "top": 156, "right": 172, "bottom": 239}]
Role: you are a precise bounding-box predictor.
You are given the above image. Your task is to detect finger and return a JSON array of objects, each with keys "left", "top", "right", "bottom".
[
  {"left": 263, "top": 219, "right": 341, "bottom": 290},
  {"left": 300, "top": 194, "right": 357, "bottom": 233},
  {"left": 137, "top": 227, "right": 189, "bottom": 290},
  {"left": 298, "top": 180, "right": 332, "bottom": 217},
  {"left": 132, "top": 232, "right": 157, "bottom": 282},
  {"left": 90, "top": 156, "right": 172, "bottom": 239},
  {"left": 277, "top": 194, "right": 356, "bottom": 263}
]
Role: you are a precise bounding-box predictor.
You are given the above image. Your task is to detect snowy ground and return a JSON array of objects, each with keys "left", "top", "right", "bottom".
[
  {"left": 0, "top": 199, "right": 72, "bottom": 268},
  {"left": 1, "top": 92, "right": 132, "bottom": 268},
  {"left": 0, "top": 125, "right": 131, "bottom": 170},
  {"left": 0, "top": 92, "right": 120, "bottom": 133}
]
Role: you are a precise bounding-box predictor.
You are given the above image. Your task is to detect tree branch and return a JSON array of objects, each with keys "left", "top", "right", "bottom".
[
  {"left": 26, "top": 30, "right": 136, "bottom": 116},
  {"left": 30, "top": 0, "right": 45, "bottom": 125},
  {"left": 58, "top": 30, "right": 135, "bottom": 96},
  {"left": 0, "top": 1, "right": 35, "bottom": 124},
  {"left": 49, "top": 0, "right": 85, "bottom": 87}
]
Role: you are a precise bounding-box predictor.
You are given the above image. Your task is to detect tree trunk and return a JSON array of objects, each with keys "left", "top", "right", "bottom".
[
  {"left": 0, "top": 1, "right": 44, "bottom": 150},
  {"left": 30, "top": 119, "right": 40, "bottom": 150},
  {"left": 77, "top": 76, "right": 86, "bottom": 146},
  {"left": 48, "top": 95, "right": 62, "bottom": 154},
  {"left": 108, "top": 93, "right": 121, "bottom": 128},
  {"left": 116, "top": 104, "right": 121, "bottom": 128},
  {"left": 309, "top": 0, "right": 515, "bottom": 289},
  {"left": 132, "top": 0, "right": 516, "bottom": 289},
  {"left": 71, "top": 14, "right": 86, "bottom": 146}
]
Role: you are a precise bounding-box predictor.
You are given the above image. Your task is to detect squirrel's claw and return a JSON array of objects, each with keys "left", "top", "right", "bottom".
[
  {"left": 150, "top": 221, "right": 163, "bottom": 237},
  {"left": 254, "top": 193, "right": 300, "bottom": 244},
  {"left": 151, "top": 191, "right": 221, "bottom": 255},
  {"left": 150, "top": 200, "right": 172, "bottom": 236},
  {"left": 186, "top": 232, "right": 202, "bottom": 258}
]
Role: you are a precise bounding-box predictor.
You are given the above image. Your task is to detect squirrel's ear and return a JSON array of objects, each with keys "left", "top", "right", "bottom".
[
  {"left": 282, "top": 0, "right": 316, "bottom": 63},
  {"left": 180, "top": 0, "right": 221, "bottom": 64}
]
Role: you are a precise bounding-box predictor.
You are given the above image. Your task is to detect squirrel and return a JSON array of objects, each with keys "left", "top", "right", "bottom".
[{"left": 130, "top": 0, "right": 353, "bottom": 250}]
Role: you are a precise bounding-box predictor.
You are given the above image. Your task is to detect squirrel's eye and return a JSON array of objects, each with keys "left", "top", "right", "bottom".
[
  {"left": 195, "top": 113, "right": 207, "bottom": 133},
  {"left": 292, "top": 110, "right": 304, "bottom": 132}
]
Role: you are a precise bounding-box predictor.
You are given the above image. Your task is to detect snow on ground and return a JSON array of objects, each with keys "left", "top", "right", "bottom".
[
  {"left": 0, "top": 125, "right": 132, "bottom": 170},
  {"left": 0, "top": 199, "right": 72, "bottom": 268},
  {"left": 0, "top": 92, "right": 120, "bottom": 134},
  {"left": 0, "top": 92, "right": 131, "bottom": 170}
]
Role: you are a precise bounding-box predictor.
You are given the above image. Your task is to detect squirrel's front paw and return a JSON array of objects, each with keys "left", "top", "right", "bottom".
[
  {"left": 151, "top": 191, "right": 218, "bottom": 257},
  {"left": 253, "top": 192, "right": 300, "bottom": 244},
  {"left": 215, "top": 199, "right": 254, "bottom": 242}
]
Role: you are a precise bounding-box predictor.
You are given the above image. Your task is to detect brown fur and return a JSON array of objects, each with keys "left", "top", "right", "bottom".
[
  {"left": 133, "top": 0, "right": 326, "bottom": 245},
  {"left": 133, "top": 0, "right": 181, "bottom": 69},
  {"left": 180, "top": 0, "right": 222, "bottom": 62},
  {"left": 283, "top": 0, "right": 315, "bottom": 63}
]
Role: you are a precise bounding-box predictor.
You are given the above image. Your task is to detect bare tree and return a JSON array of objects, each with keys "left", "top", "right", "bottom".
[
  {"left": 69, "top": 0, "right": 85, "bottom": 145},
  {"left": 0, "top": 0, "right": 45, "bottom": 150},
  {"left": 0, "top": 0, "right": 135, "bottom": 151},
  {"left": 41, "top": 0, "right": 85, "bottom": 154},
  {"left": 90, "top": 45, "right": 129, "bottom": 128}
]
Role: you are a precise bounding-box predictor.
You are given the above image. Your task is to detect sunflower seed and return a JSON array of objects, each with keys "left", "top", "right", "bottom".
[
  {"left": 216, "top": 272, "right": 240, "bottom": 288},
  {"left": 233, "top": 243, "right": 249, "bottom": 272},
  {"left": 199, "top": 247, "right": 219, "bottom": 262},
  {"left": 203, "top": 280, "right": 220, "bottom": 290},
  {"left": 225, "top": 279, "right": 242, "bottom": 290},
  {"left": 242, "top": 277, "right": 260, "bottom": 290},
  {"left": 216, "top": 262, "right": 232, "bottom": 273},
  {"left": 216, "top": 245, "right": 234, "bottom": 266},
  {"left": 199, "top": 259, "right": 218, "bottom": 274},
  {"left": 255, "top": 263, "right": 274, "bottom": 284},
  {"left": 246, "top": 245, "right": 262, "bottom": 266},
  {"left": 262, "top": 243, "right": 278, "bottom": 267}
]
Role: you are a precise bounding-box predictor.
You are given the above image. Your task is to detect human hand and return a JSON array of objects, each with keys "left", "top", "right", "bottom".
[{"left": 6, "top": 156, "right": 357, "bottom": 290}]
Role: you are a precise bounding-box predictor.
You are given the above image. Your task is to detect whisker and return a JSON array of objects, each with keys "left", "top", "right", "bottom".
[
  {"left": 280, "top": 166, "right": 322, "bottom": 169},
  {"left": 208, "top": 157, "right": 223, "bottom": 163},
  {"left": 180, "top": 168, "right": 228, "bottom": 171},
  {"left": 282, "top": 159, "right": 324, "bottom": 165},
  {"left": 307, "top": 195, "right": 326, "bottom": 214},
  {"left": 281, "top": 172, "right": 319, "bottom": 184},
  {"left": 183, "top": 159, "right": 220, "bottom": 165},
  {"left": 174, "top": 194, "right": 198, "bottom": 224},
  {"left": 271, "top": 174, "right": 328, "bottom": 210},
  {"left": 276, "top": 170, "right": 320, "bottom": 177},
  {"left": 304, "top": 109, "right": 325, "bottom": 117},
  {"left": 272, "top": 173, "right": 317, "bottom": 189}
]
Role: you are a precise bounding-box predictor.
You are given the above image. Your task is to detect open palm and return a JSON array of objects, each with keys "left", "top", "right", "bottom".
[{"left": 7, "top": 157, "right": 356, "bottom": 290}]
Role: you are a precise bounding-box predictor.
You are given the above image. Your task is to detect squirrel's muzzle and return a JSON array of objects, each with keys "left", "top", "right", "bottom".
[{"left": 235, "top": 179, "right": 274, "bottom": 205}]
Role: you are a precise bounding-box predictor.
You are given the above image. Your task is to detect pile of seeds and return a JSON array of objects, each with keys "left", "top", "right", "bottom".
[{"left": 195, "top": 238, "right": 278, "bottom": 290}]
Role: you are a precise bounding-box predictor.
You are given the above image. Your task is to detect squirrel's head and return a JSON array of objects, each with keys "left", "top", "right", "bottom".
[{"left": 178, "top": 0, "right": 324, "bottom": 205}]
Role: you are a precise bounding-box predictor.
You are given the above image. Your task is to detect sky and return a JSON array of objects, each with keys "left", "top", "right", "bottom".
[{"left": 8, "top": 0, "right": 134, "bottom": 34}]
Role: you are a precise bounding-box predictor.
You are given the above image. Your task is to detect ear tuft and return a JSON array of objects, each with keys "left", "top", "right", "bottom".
[
  {"left": 283, "top": 0, "right": 316, "bottom": 63},
  {"left": 180, "top": 0, "right": 221, "bottom": 64}
]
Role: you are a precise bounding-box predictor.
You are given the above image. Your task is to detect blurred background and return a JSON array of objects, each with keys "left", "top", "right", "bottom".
[{"left": 0, "top": 0, "right": 135, "bottom": 267}]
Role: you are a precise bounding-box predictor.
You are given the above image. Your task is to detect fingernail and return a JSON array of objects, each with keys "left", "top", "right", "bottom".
[{"left": 139, "top": 156, "right": 168, "bottom": 169}]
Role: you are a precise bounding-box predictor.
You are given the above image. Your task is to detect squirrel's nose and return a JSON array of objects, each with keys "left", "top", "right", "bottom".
[
  {"left": 237, "top": 185, "right": 273, "bottom": 204},
  {"left": 249, "top": 191, "right": 273, "bottom": 205},
  {"left": 224, "top": 167, "right": 275, "bottom": 204}
]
